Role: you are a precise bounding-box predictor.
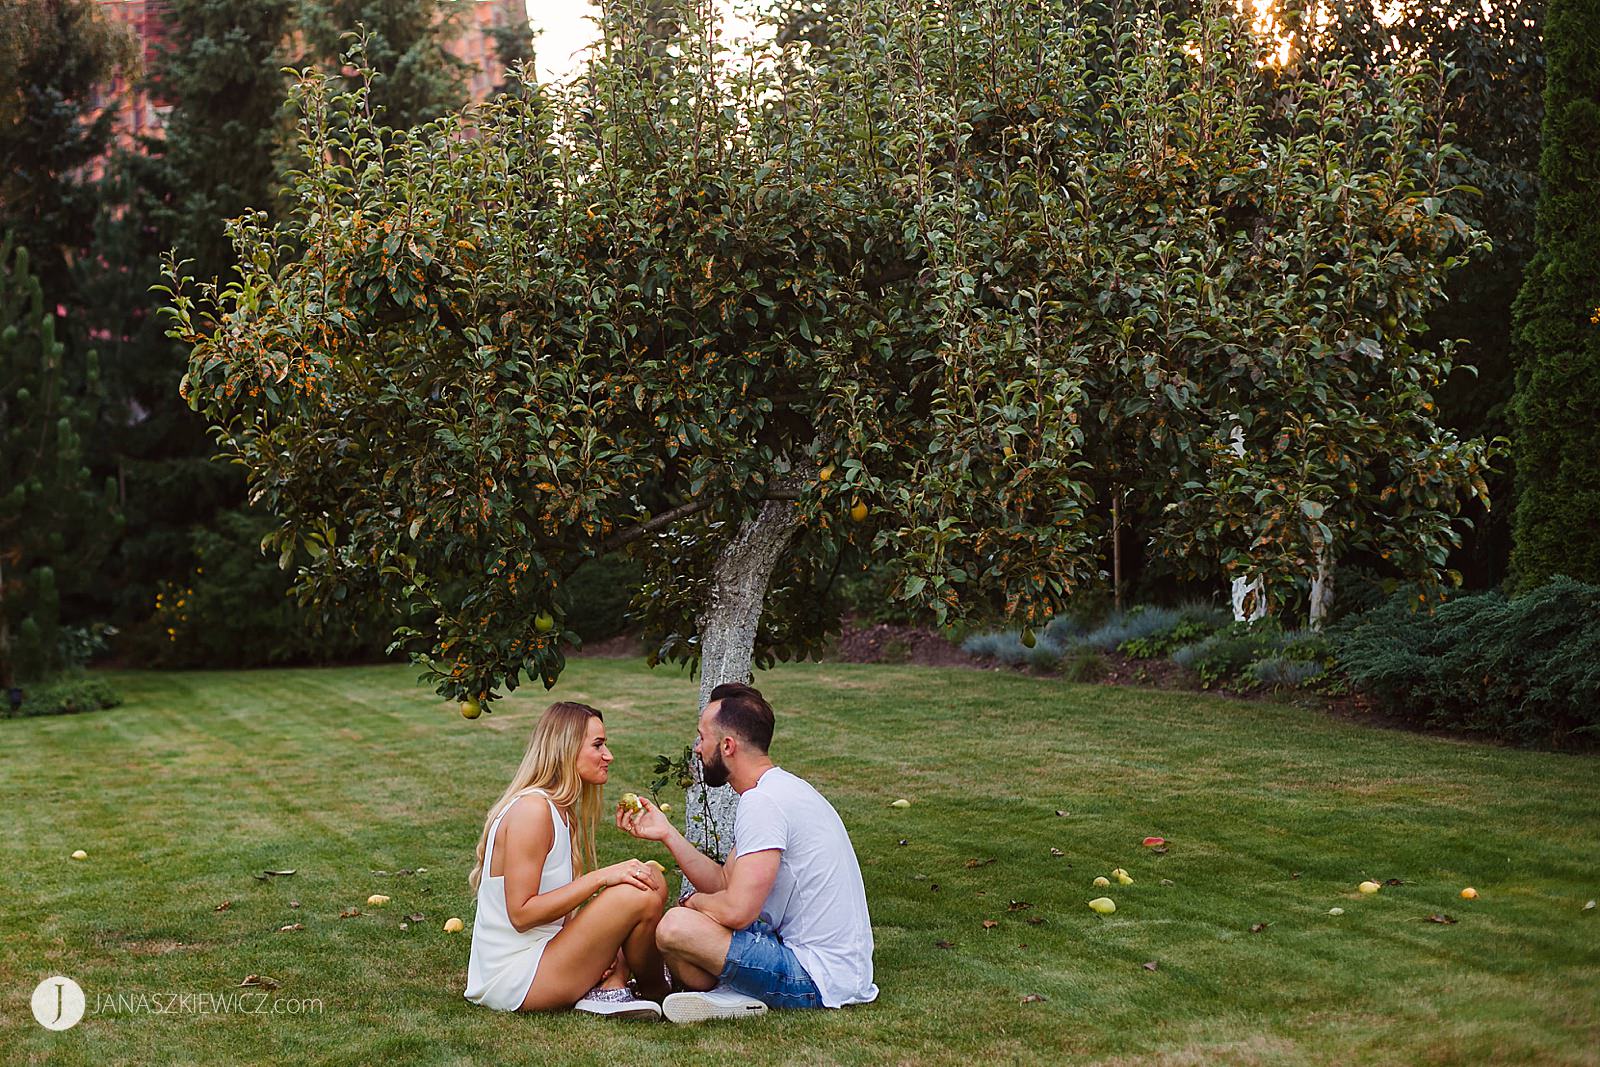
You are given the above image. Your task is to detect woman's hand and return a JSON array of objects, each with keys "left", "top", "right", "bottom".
[
  {"left": 616, "top": 796, "right": 674, "bottom": 843},
  {"left": 596, "top": 858, "right": 656, "bottom": 891}
]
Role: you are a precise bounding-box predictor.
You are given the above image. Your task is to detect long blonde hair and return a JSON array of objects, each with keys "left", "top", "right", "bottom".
[{"left": 469, "top": 702, "right": 604, "bottom": 893}]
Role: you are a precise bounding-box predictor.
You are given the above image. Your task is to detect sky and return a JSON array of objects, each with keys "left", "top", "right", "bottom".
[{"left": 525, "top": 1, "right": 765, "bottom": 86}]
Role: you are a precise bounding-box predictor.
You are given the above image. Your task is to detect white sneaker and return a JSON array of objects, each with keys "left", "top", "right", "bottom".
[
  {"left": 662, "top": 985, "right": 769, "bottom": 1024},
  {"left": 573, "top": 986, "right": 662, "bottom": 1021}
]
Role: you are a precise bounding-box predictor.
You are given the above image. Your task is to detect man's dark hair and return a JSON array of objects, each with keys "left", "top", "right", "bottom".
[{"left": 707, "top": 682, "right": 775, "bottom": 753}]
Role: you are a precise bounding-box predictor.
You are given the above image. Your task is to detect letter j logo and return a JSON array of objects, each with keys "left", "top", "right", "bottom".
[{"left": 31, "top": 976, "right": 86, "bottom": 1030}]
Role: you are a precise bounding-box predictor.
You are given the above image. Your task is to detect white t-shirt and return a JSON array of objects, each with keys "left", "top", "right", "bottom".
[{"left": 731, "top": 766, "right": 878, "bottom": 1008}]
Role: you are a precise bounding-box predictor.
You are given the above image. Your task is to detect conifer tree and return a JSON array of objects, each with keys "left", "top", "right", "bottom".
[{"left": 1509, "top": 0, "right": 1600, "bottom": 588}]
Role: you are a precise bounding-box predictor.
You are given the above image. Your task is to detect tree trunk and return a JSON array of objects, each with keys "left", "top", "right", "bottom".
[
  {"left": 1230, "top": 575, "right": 1267, "bottom": 622},
  {"left": 1226, "top": 419, "right": 1267, "bottom": 623},
  {"left": 682, "top": 495, "right": 801, "bottom": 869},
  {"left": 1111, "top": 488, "right": 1123, "bottom": 615},
  {"left": 0, "top": 552, "right": 11, "bottom": 690},
  {"left": 1308, "top": 538, "right": 1335, "bottom": 630}
]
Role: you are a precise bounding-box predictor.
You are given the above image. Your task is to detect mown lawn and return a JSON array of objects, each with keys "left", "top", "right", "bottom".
[{"left": 3, "top": 660, "right": 1597, "bottom": 1065}]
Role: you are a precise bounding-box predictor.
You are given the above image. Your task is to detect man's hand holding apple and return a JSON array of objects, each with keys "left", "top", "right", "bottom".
[{"left": 616, "top": 795, "right": 674, "bottom": 843}]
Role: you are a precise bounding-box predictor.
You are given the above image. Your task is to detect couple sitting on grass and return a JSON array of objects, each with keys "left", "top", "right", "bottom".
[{"left": 464, "top": 683, "right": 878, "bottom": 1023}]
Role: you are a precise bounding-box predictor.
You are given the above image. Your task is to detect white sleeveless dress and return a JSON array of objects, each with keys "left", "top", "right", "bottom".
[{"left": 464, "top": 788, "right": 574, "bottom": 1011}]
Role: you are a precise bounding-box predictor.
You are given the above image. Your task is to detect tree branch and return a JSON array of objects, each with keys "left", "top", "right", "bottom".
[
  {"left": 602, "top": 497, "right": 715, "bottom": 554},
  {"left": 558, "top": 482, "right": 807, "bottom": 581}
]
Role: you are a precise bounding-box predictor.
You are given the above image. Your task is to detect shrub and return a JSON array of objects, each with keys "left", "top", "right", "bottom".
[
  {"left": 961, "top": 630, "right": 1025, "bottom": 665},
  {"left": 1060, "top": 649, "right": 1107, "bottom": 683},
  {"left": 58, "top": 623, "right": 116, "bottom": 670},
  {"left": 561, "top": 555, "right": 644, "bottom": 642},
  {"left": 131, "top": 508, "right": 392, "bottom": 668},
  {"left": 960, "top": 629, "right": 1065, "bottom": 668},
  {"left": 1171, "top": 620, "right": 1287, "bottom": 688},
  {"left": 1121, "top": 615, "right": 1226, "bottom": 659},
  {"left": 1022, "top": 639, "right": 1065, "bottom": 670},
  {"left": 1246, "top": 656, "right": 1326, "bottom": 689},
  {"left": 8, "top": 674, "right": 121, "bottom": 718},
  {"left": 1334, "top": 577, "right": 1600, "bottom": 744},
  {"left": 1081, "top": 607, "right": 1183, "bottom": 652},
  {"left": 836, "top": 564, "right": 923, "bottom": 627}
]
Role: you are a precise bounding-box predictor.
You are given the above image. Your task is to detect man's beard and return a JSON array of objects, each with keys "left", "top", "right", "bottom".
[{"left": 701, "top": 749, "right": 730, "bottom": 788}]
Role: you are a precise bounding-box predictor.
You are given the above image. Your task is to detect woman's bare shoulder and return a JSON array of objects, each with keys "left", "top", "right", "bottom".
[{"left": 499, "top": 793, "right": 555, "bottom": 842}]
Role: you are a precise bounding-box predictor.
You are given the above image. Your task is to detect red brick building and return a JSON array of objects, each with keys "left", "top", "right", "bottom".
[
  {"left": 91, "top": 0, "right": 531, "bottom": 156},
  {"left": 450, "top": 0, "right": 529, "bottom": 101}
]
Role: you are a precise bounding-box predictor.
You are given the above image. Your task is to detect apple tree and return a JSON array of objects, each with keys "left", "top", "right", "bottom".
[{"left": 165, "top": 0, "right": 1489, "bottom": 848}]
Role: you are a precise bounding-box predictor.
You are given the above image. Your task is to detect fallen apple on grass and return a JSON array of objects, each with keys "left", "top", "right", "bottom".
[
  {"left": 890, "top": 798, "right": 911, "bottom": 808},
  {"left": 367, "top": 894, "right": 391, "bottom": 906},
  {"left": 1142, "top": 837, "right": 1165, "bottom": 848},
  {"left": 443, "top": 917, "right": 464, "bottom": 933},
  {"left": 1112, "top": 868, "right": 1134, "bottom": 885},
  {"left": 1358, "top": 881, "right": 1381, "bottom": 895},
  {"left": 71, "top": 849, "right": 87, "bottom": 861},
  {"left": 1093, "top": 876, "right": 1111, "bottom": 888},
  {"left": 1459, "top": 887, "right": 1478, "bottom": 900},
  {"left": 1088, "top": 897, "right": 1117, "bottom": 915}
]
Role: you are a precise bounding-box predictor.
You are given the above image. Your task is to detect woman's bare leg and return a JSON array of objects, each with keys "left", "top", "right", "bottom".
[
  {"left": 597, "top": 949, "right": 628, "bottom": 990},
  {"left": 619, "top": 903, "right": 670, "bottom": 1001},
  {"left": 518, "top": 877, "right": 668, "bottom": 1012}
]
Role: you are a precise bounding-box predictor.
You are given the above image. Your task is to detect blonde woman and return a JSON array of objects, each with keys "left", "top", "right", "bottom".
[{"left": 465, "top": 701, "right": 670, "bottom": 1018}]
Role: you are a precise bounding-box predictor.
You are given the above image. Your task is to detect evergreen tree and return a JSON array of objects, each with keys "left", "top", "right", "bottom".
[
  {"left": 295, "top": 0, "right": 471, "bottom": 128},
  {"left": 88, "top": 0, "right": 299, "bottom": 629},
  {"left": 488, "top": 12, "right": 536, "bottom": 97},
  {"left": 88, "top": 0, "right": 476, "bottom": 647},
  {"left": 1509, "top": 0, "right": 1600, "bottom": 588},
  {"left": 0, "top": 237, "right": 120, "bottom": 687},
  {"left": 0, "top": 0, "right": 133, "bottom": 312}
]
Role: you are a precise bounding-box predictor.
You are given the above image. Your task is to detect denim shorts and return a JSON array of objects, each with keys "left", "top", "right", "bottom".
[{"left": 719, "top": 920, "right": 825, "bottom": 1009}]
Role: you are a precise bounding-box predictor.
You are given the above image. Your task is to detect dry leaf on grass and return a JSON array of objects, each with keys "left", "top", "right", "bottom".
[
  {"left": 1049, "top": 848, "right": 1064, "bottom": 857},
  {"left": 1250, "top": 922, "right": 1271, "bottom": 933},
  {"left": 277, "top": 923, "right": 303, "bottom": 933},
  {"left": 1425, "top": 914, "right": 1458, "bottom": 925},
  {"left": 934, "top": 940, "right": 955, "bottom": 950},
  {"left": 239, "top": 974, "right": 279, "bottom": 990},
  {"left": 981, "top": 919, "right": 999, "bottom": 930},
  {"left": 214, "top": 900, "right": 232, "bottom": 912},
  {"left": 1142, "top": 961, "right": 1159, "bottom": 971},
  {"left": 339, "top": 907, "right": 361, "bottom": 919},
  {"left": 964, "top": 858, "right": 997, "bottom": 869},
  {"left": 1020, "top": 993, "right": 1047, "bottom": 1004},
  {"left": 1007, "top": 900, "right": 1032, "bottom": 912}
]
